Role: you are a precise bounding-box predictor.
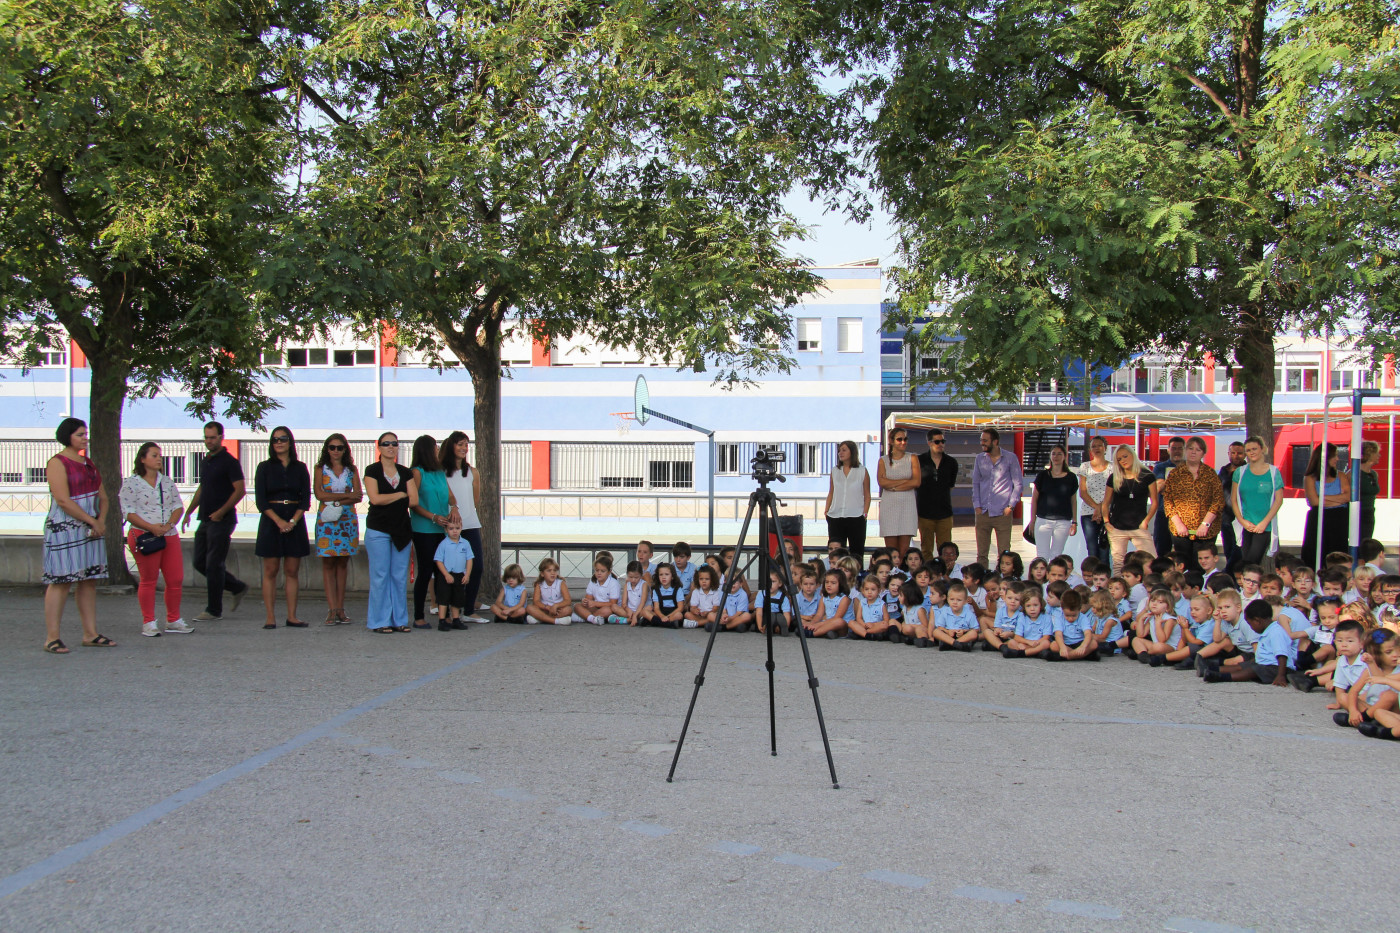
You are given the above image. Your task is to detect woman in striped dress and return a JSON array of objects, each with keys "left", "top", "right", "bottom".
[{"left": 42, "top": 417, "right": 113, "bottom": 652}]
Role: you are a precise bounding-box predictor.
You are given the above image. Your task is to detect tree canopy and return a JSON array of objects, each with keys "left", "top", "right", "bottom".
[
  {"left": 286, "top": 0, "right": 863, "bottom": 588},
  {"left": 831, "top": 0, "right": 1399, "bottom": 437}
]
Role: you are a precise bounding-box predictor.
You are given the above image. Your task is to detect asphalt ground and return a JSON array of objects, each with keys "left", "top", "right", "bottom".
[{"left": 2, "top": 587, "right": 1393, "bottom": 933}]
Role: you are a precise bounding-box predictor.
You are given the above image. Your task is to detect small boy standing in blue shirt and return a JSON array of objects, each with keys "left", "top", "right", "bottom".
[{"left": 432, "top": 519, "right": 476, "bottom": 630}]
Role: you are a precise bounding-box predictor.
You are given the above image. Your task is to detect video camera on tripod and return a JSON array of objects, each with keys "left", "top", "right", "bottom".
[{"left": 751, "top": 447, "right": 785, "bottom": 484}]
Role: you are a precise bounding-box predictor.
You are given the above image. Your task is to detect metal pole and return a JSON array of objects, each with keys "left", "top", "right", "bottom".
[
  {"left": 375, "top": 342, "right": 383, "bottom": 418},
  {"left": 1318, "top": 394, "right": 1331, "bottom": 570},
  {"left": 1390, "top": 412, "right": 1397, "bottom": 500},
  {"left": 708, "top": 432, "right": 715, "bottom": 547},
  {"left": 1133, "top": 415, "right": 1140, "bottom": 459},
  {"left": 1350, "top": 391, "right": 1363, "bottom": 563}
]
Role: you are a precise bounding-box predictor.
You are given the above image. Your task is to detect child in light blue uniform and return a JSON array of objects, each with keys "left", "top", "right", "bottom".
[
  {"left": 1047, "top": 590, "right": 1099, "bottom": 661},
  {"left": 1087, "top": 589, "right": 1126, "bottom": 656},
  {"left": 813, "top": 569, "right": 852, "bottom": 639},
  {"left": 489, "top": 563, "right": 529, "bottom": 623},
  {"left": 930, "top": 582, "right": 980, "bottom": 650},
  {"left": 1003, "top": 589, "right": 1053, "bottom": 658},
  {"left": 1204, "top": 600, "right": 1295, "bottom": 685},
  {"left": 719, "top": 576, "right": 753, "bottom": 632},
  {"left": 981, "top": 581, "right": 1025, "bottom": 651},
  {"left": 755, "top": 569, "right": 792, "bottom": 635},
  {"left": 793, "top": 569, "right": 823, "bottom": 636},
  {"left": 891, "top": 581, "right": 930, "bottom": 647},
  {"left": 644, "top": 562, "right": 686, "bottom": 629},
  {"left": 849, "top": 576, "right": 891, "bottom": 641},
  {"left": 671, "top": 541, "right": 697, "bottom": 592}
]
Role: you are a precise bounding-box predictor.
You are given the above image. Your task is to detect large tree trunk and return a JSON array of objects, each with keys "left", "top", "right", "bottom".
[
  {"left": 1235, "top": 315, "right": 1277, "bottom": 448},
  {"left": 460, "top": 338, "right": 503, "bottom": 604},
  {"left": 88, "top": 353, "right": 133, "bottom": 586}
]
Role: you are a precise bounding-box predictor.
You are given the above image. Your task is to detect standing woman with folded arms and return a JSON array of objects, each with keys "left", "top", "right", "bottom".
[
  {"left": 254, "top": 427, "right": 312, "bottom": 629},
  {"left": 441, "top": 431, "right": 486, "bottom": 622},
  {"left": 42, "top": 417, "right": 112, "bottom": 652},
  {"left": 314, "top": 434, "right": 362, "bottom": 625},
  {"left": 877, "top": 427, "right": 921, "bottom": 566},
  {"left": 363, "top": 432, "right": 418, "bottom": 632},
  {"left": 824, "top": 440, "right": 870, "bottom": 566},
  {"left": 121, "top": 442, "right": 189, "bottom": 637}
]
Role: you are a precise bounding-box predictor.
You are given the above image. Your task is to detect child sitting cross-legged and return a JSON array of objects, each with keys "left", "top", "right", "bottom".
[
  {"left": 893, "top": 581, "right": 930, "bottom": 647},
  {"left": 641, "top": 562, "right": 686, "bottom": 628},
  {"left": 755, "top": 569, "right": 792, "bottom": 636},
  {"left": 717, "top": 573, "right": 754, "bottom": 633},
  {"left": 1309, "top": 619, "right": 1368, "bottom": 713},
  {"left": 792, "top": 569, "right": 823, "bottom": 637},
  {"left": 489, "top": 563, "right": 530, "bottom": 624},
  {"left": 1086, "top": 588, "right": 1127, "bottom": 657},
  {"left": 1045, "top": 589, "right": 1099, "bottom": 661},
  {"left": 1131, "top": 588, "right": 1186, "bottom": 668},
  {"left": 574, "top": 559, "right": 622, "bottom": 625},
  {"left": 980, "top": 579, "right": 1024, "bottom": 651},
  {"left": 1001, "top": 588, "right": 1054, "bottom": 659},
  {"left": 931, "top": 581, "right": 980, "bottom": 651},
  {"left": 684, "top": 565, "right": 723, "bottom": 630},
  {"left": 1189, "top": 589, "right": 1244, "bottom": 674},
  {"left": 620, "top": 560, "right": 651, "bottom": 626},
  {"left": 1350, "top": 630, "right": 1400, "bottom": 740},
  {"left": 848, "top": 574, "right": 892, "bottom": 641},
  {"left": 812, "top": 569, "right": 852, "bottom": 639},
  {"left": 1201, "top": 598, "right": 1296, "bottom": 686}
]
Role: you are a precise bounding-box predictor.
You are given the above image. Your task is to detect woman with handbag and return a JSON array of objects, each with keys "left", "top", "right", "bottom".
[
  {"left": 120, "top": 443, "right": 189, "bottom": 637},
  {"left": 254, "top": 426, "right": 313, "bottom": 629},
  {"left": 314, "top": 433, "right": 362, "bottom": 625}
]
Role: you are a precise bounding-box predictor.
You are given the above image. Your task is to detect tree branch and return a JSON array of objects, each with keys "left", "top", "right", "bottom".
[
  {"left": 299, "top": 80, "right": 352, "bottom": 126},
  {"left": 1170, "top": 65, "right": 1239, "bottom": 126}
]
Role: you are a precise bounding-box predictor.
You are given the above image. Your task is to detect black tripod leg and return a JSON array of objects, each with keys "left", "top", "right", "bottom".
[
  {"left": 756, "top": 498, "right": 778, "bottom": 757},
  {"left": 771, "top": 524, "right": 841, "bottom": 790},
  {"left": 667, "top": 493, "right": 761, "bottom": 783}
]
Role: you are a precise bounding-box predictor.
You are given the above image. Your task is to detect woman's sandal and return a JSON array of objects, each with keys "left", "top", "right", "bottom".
[
  {"left": 43, "top": 639, "right": 69, "bottom": 654},
  {"left": 324, "top": 609, "right": 338, "bottom": 626},
  {"left": 81, "top": 634, "right": 115, "bottom": 647},
  {"left": 337, "top": 609, "right": 352, "bottom": 624},
  {"left": 392, "top": 625, "right": 411, "bottom": 633},
  {"left": 371, "top": 626, "right": 394, "bottom": 634}
]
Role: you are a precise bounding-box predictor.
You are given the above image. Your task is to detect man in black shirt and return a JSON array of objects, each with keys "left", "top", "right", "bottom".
[
  {"left": 916, "top": 428, "right": 960, "bottom": 555},
  {"left": 181, "top": 422, "right": 248, "bottom": 620},
  {"left": 1218, "top": 441, "right": 1246, "bottom": 570}
]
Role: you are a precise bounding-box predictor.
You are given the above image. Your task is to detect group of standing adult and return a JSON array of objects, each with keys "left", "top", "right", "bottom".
[
  {"left": 820, "top": 424, "right": 1366, "bottom": 578},
  {"left": 40, "top": 418, "right": 488, "bottom": 651}
]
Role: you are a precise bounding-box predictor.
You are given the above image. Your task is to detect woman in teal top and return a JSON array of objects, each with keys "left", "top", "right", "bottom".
[
  {"left": 409, "top": 434, "right": 457, "bottom": 629},
  {"left": 1230, "top": 435, "right": 1285, "bottom": 568}
]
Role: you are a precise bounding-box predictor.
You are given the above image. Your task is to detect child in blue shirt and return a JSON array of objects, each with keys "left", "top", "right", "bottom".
[
  {"left": 793, "top": 569, "right": 824, "bottom": 637},
  {"left": 489, "top": 563, "right": 529, "bottom": 623},
  {"left": 1047, "top": 590, "right": 1099, "bottom": 661},
  {"left": 849, "top": 575, "right": 891, "bottom": 641},
  {"left": 671, "top": 541, "right": 697, "bottom": 592},
  {"left": 931, "top": 582, "right": 981, "bottom": 650},
  {"left": 981, "top": 580, "right": 1025, "bottom": 651},
  {"left": 719, "top": 575, "right": 753, "bottom": 632},
  {"left": 432, "top": 520, "right": 476, "bottom": 629},
  {"left": 643, "top": 562, "right": 686, "bottom": 629},
  {"left": 892, "top": 581, "right": 930, "bottom": 647},
  {"left": 1203, "top": 599, "right": 1295, "bottom": 686},
  {"left": 812, "top": 569, "right": 852, "bottom": 639},
  {"left": 755, "top": 569, "right": 792, "bottom": 636},
  {"left": 885, "top": 572, "right": 906, "bottom": 624},
  {"left": 1002, "top": 589, "right": 1054, "bottom": 659}
]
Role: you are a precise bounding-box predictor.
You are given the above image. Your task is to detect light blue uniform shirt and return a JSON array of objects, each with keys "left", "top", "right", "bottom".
[
  {"left": 795, "top": 592, "right": 821, "bottom": 618},
  {"left": 938, "top": 604, "right": 979, "bottom": 631},
  {"left": 821, "top": 594, "right": 853, "bottom": 623},
  {"left": 993, "top": 605, "right": 1023, "bottom": 632},
  {"left": 1015, "top": 611, "right": 1054, "bottom": 641},
  {"left": 1255, "top": 620, "right": 1298, "bottom": 669},
  {"left": 1225, "top": 619, "right": 1259, "bottom": 652},
  {"left": 1190, "top": 613, "right": 1217, "bottom": 643},
  {"left": 884, "top": 591, "right": 904, "bottom": 622},
  {"left": 856, "top": 596, "right": 886, "bottom": 625},
  {"left": 1175, "top": 597, "right": 1193, "bottom": 621},
  {"left": 1116, "top": 598, "right": 1132, "bottom": 620},
  {"left": 674, "top": 562, "right": 697, "bottom": 591},
  {"left": 1091, "top": 610, "right": 1124, "bottom": 642},
  {"left": 1054, "top": 610, "right": 1089, "bottom": 644},
  {"left": 500, "top": 582, "right": 526, "bottom": 608},
  {"left": 433, "top": 537, "right": 475, "bottom": 574},
  {"left": 1280, "top": 606, "right": 1310, "bottom": 635},
  {"left": 1333, "top": 652, "right": 1368, "bottom": 691},
  {"left": 723, "top": 590, "right": 750, "bottom": 617}
]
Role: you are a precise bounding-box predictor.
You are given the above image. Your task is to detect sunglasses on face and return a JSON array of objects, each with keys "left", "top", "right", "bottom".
[
  {"left": 931, "top": 439, "right": 945, "bottom": 445},
  {"left": 379, "top": 441, "right": 399, "bottom": 448},
  {"left": 272, "top": 436, "right": 291, "bottom": 444},
  {"left": 327, "top": 444, "right": 346, "bottom": 451}
]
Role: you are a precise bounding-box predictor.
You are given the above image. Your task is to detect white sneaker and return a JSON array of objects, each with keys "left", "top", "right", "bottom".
[
  {"left": 469, "top": 615, "right": 491, "bottom": 624},
  {"left": 142, "top": 621, "right": 161, "bottom": 637},
  {"left": 556, "top": 616, "right": 572, "bottom": 625},
  {"left": 683, "top": 619, "right": 698, "bottom": 629},
  {"left": 589, "top": 615, "right": 604, "bottom": 625},
  {"left": 164, "top": 619, "right": 193, "bottom": 634}
]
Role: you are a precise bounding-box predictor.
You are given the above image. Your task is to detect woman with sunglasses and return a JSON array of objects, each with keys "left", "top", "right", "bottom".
[
  {"left": 254, "top": 426, "right": 313, "bottom": 628},
  {"left": 363, "top": 432, "right": 418, "bottom": 632},
  {"left": 314, "top": 434, "right": 362, "bottom": 624}
]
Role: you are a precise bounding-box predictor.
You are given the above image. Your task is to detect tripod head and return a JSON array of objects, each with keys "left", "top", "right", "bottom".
[{"left": 750, "top": 448, "right": 787, "bottom": 486}]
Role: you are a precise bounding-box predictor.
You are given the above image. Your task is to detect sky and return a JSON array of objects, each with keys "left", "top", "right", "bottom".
[{"left": 781, "top": 181, "right": 899, "bottom": 273}]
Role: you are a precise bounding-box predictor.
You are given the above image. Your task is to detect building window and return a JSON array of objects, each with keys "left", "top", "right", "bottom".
[
  {"left": 261, "top": 350, "right": 283, "bottom": 367},
  {"left": 552, "top": 443, "right": 694, "bottom": 491},
  {"left": 716, "top": 443, "right": 742, "bottom": 474},
  {"left": 1276, "top": 353, "right": 1321, "bottom": 393},
  {"left": 286, "top": 347, "right": 329, "bottom": 367},
  {"left": 837, "top": 318, "right": 862, "bottom": 353},
  {"left": 796, "top": 318, "right": 821, "bottom": 351},
  {"left": 1111, "top": 362, "right": 1205, "bottom": 394},
  {"left": 333, "top": 349, "right": 377, "bottom": 366},
  {"left": 795, "top": 443, "right": 822, "bottom": 475},
  {"left": 1331, "top": 368, "right": 1377, "bottom": 391},
  {"left": 34, "top": 350, "right": 68, "bottom": 367}
]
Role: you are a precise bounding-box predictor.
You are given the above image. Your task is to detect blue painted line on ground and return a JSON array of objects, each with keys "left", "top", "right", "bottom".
[
  {"left": 1164, "top": 917, "right": 1255, "bottom": 933},
  {"left": 662, "top": 632, "right": 1369, "bottom": 746},
  {"left": 557, "top": 805, "right": 609, "bottom": 820},
  {"left": 953, "top": 885, "right": 1024, "bottom": 905},
  {"left": 490, "top": 787, "right": 538, "bottom": 803},
  {"left": 619, "top": 821, "right": 673, "bottom": 838},
  {"left": 862, "top": 869, "right": 929, "bottom": 889},
  {"left": 1046, "top": 899, "right": 1123, "bottom": 920},
  {"left": 773, "top": 853, "right": 840, "bottom": 872},
  {"left": 711, "top": 841, "right": 762, "bottom": 856},
  {"left": 0, "top": 629, "right": 536, "bottom": 902},
  {"left": 438, "top": 770, "right": 484, "bottom": 784}
]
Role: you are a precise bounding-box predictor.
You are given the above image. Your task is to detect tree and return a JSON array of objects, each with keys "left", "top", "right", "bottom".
[
  {"left": 0, "top": 1, "right": 298, "bottom": 581},
  {"left": 831, "top": 0, "right": 1399, "bottom": 440},
  {"left": 287, "top": 0, "right": 860, "bottom": 592}
]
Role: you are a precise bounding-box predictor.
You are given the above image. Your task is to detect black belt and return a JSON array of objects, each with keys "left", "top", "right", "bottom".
[{"left": 269, "top": 500, "right": 300, "bottom": 506}]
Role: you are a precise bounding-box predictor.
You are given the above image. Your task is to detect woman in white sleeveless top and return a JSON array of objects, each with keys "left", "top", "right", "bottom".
[
  {"left": 440, "top": 431, "right": 486, "bottom": 621},
  {"left": 824, "top": 440, "right": 871, "bottom": 565},
  {"left": 876, "top": 426, "right": 921, "bottom": 564}
]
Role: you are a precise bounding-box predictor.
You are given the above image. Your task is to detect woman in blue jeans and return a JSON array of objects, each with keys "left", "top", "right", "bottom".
[
  {"left": 1077, "top": 436, "right": 1111, "bottom": 563},
  {"left": 362, "top": 432, "right": 418, "bottom": 632}
]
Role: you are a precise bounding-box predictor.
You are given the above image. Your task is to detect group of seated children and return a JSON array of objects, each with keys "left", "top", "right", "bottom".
[{"left": 485, "top": 535, "right": 1400, "bottom": 742}]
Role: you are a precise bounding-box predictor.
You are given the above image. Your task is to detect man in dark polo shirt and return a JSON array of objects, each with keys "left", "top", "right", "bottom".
[
  {"left": 181, "top": 421, "right": 248, "bottom": 620},
  {"left": 916, "top": 428, "right": 959, "bottom": 555}
]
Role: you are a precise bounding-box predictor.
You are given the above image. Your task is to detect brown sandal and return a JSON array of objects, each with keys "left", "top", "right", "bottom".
[
  {"left": 43, "top": 639, "right": 69, "bottom": 654},
  {"left": 81, "top": 634, "right": 116, "bottom": 647}
]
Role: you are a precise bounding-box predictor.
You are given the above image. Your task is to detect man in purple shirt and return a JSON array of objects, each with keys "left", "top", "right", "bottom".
[{"left": 971, "top": 428, "right": 1024, "bottom": 568}]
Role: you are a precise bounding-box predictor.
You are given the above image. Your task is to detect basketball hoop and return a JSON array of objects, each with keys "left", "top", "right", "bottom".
[{"left": 610, "top": 412, "right": 635, "bottom": 436}]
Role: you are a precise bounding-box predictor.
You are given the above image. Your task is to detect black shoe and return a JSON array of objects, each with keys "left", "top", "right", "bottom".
[
  {"left": 1000, "top": 646, "right": 1025, "bottom": 659},
  {"left": 451, "top": 619, "right": 469, "bottom": 630},
  {"left": 705, "top": 622, "right": 718, "bottom": 633},
  {"left": 1124, "top": 647, "right": 1138, "bottom": 660},
  {"left": 824, "top": 630, "right": 839, "bottom": 639},
  {"left": 438, "top": 620, "right": 453, "bottom": 632},
  {"left": 1287, "top": 671, "right": 1316, "bottom": 692},
  {"left": 1031, "top": 649, "right": 1051, "bottom": 660},
  {"left": 1172, "top": 658, "right": 1195, "bottom": 670},
  {"left": 916, "top": 637, "right": 929, "bottom": 648},
  {"left": 1194, "top": 654, "right": 1211, "bottom": 677},
  {"left": 1333, "top": 711, "right": 1355, "bottom": 727},
  {"left": 1147, "top": 654, "right": 1164, "bottom": 667},
  {"left": 981, "top": 641, "right": 1000, "bottom": 652},
  {"left": 938, "top": 642, "right": 951, "bottom": 651},
  {"left": 888, "top": 630, "right": 902, "bottom": 645},
  {"left": 1357, "top": 721, "right": 1383, "bottom": 738},
  {"left": 957, "top": 642, "right": 973, "bottom": 652},
  {"left": 1043, "top": 651, "right": 1063, "bottom": 662},
  {"left": 1202, "top": 670, "right": 1227, "bottom": 683},
  {"left": 1085, "top": 650, "right": 1101, "bottom": 661}
]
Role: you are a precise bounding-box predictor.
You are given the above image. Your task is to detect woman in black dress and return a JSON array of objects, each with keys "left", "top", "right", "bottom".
[{"left": 254, "top": 426, "right": 312, "bottom": 629}]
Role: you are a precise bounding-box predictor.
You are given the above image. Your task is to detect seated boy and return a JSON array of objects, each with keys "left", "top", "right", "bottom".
[
  {"left": 1046, "top": 589, "right": 1099, "bottom": 661},
  {"left": 1307, "top": 619, "right": 1367, "bottom": 711},
  {"left": 931, "top": 582, "right": 980, "bottom": 650},
  {"left": 1192, "top": 589, "right": 1244, "bottom": 674},
  {"left": 982, "top": 581, "right": 1025, "bottom": 651},
  {"left": 1202, "top": 599, "right": 1296, "bottom": 686}
]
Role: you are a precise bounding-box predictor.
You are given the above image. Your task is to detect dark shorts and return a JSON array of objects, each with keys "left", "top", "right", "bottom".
[{"left": 1247, "top": 662, "right": 1281, "bottom": 682}]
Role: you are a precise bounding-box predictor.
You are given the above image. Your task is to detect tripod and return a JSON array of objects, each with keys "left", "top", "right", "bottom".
[{"left": 666, "top": 464, "right": 840, "bottom": 789}]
